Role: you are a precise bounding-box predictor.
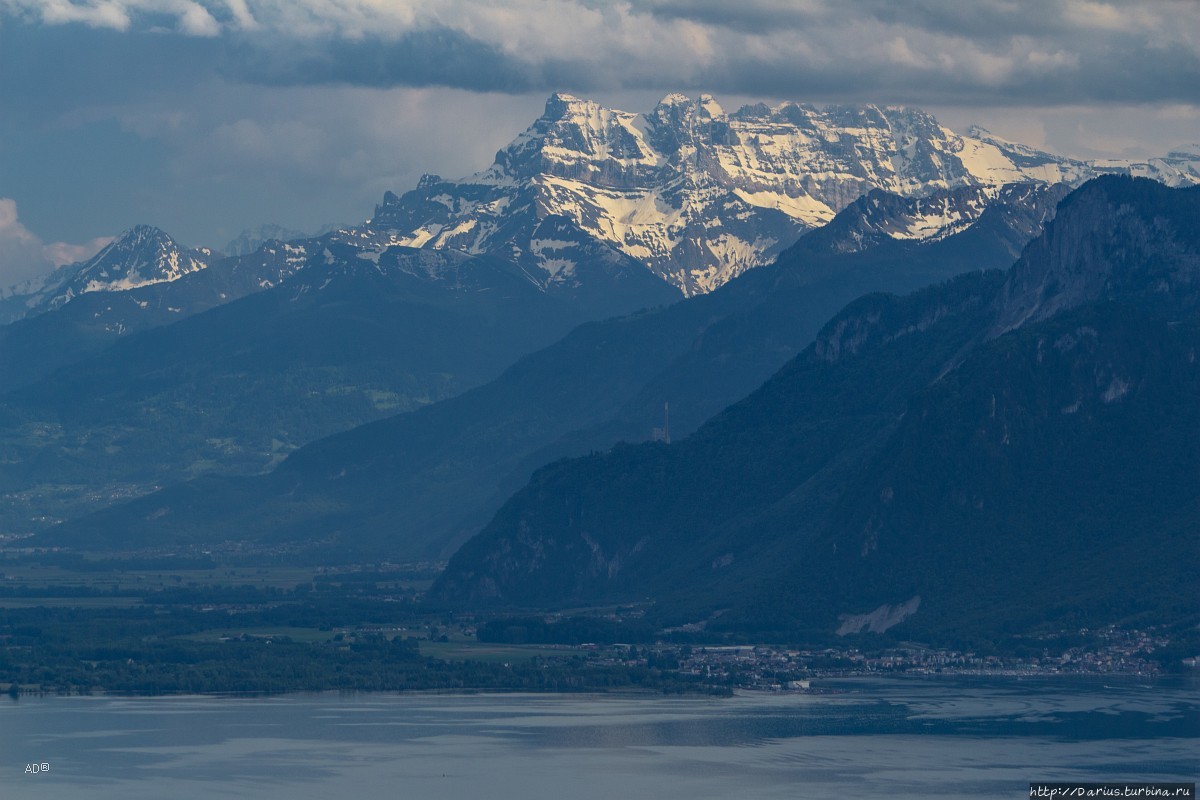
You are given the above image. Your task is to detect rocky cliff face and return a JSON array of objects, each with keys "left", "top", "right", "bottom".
[{"left": 992, "top": 178, "right": 1200, "bottom": 335}]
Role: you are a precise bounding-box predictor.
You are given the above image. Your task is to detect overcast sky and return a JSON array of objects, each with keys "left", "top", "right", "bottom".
[{"left": 1, "top": 0, "right": 1197, "bottom": 285}]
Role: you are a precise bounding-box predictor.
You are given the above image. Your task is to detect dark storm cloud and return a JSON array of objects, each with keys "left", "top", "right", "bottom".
[
  {"left": 638, "top": 0, "right": 1116, "bottom": 40},
  {"left": 700, "top": 33, "right": 1200, "bottom": 107},
  {"left": 225, "top": 27, "right": 541, "bottom": 93},
  {"left": 631, "top": 0, "right": 1200, "bottom": 106},
  {"left": 0, "top": 20, "right": 223, "bottom": 121},
  {"left": 850, "top": 0, "right": 1074, "bottom": 38},
  {"left": 1069, "top": 39, "right": 1200, "bottom": 104},
  {"left": 243, "top": 1, "right": 1198, "bottom": 107},
  {"left": 0, "top": 18, "right": 542, "bottom": 104},
  {"left": 4, "top": 1, "right": 1197, "bottom": 105}
]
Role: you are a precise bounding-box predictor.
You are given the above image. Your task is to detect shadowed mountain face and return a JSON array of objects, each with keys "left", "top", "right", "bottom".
[
  {"left": 0, "top": 227, "right": 678, "bottom": 534},
  {"left": 0, "top": 227, "right": 229, "bottom": 389},
  {"left": 429, "top": 177, "right": 1200, "bottom": 640},
  {"left": 39, "top": 182, "right": 1068, "bottom": 558}
]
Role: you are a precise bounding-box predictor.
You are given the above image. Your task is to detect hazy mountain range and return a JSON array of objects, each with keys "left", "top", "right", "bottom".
[
  {"left": 43, "top": 181, "right": 1070, "bottom": 560},
  {"left": 2, "top": 94, "right": 1196, "bottom": 643}
]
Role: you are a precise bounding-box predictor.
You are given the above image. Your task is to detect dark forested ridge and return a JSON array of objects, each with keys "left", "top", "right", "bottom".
[{"left": 432, "top": 177, "right": 1200, "bottom": 641}]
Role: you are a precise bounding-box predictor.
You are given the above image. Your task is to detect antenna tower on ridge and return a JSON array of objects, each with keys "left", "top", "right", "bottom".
[{"left": 652, "top": 401, "right": 670, "bottom": 444}]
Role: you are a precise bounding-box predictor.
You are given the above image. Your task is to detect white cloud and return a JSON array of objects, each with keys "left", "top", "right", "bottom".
[
  {"left": 222, "top": 0, "right": 256, "bottom": 30},
  {"left": 885, "top": 37, "right": 930, "bottom": 70},
  {"left": 0, "top": 198, "right": 110, "bottom": 287},
  {"left": 44, "top": 236, "right": 115, "bottom": 267},
  {"left": 177, "top": 1, "right": 219, "bottom": 36},
  {"left": 32, "top": 0, "right": 132, "bottom": 30},
  {"left": 0, "top": 198, "right": 42, "bottom": 244},
  {"left": 3, "top": 0, "right": 220, "bottom": 35}
]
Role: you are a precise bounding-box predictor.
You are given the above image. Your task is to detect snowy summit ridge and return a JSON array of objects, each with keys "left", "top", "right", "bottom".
[{"left": 371, "top": 93, "right": 1195, "bottom": 295}]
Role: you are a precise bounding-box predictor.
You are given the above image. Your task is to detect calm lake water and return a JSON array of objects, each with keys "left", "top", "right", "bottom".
[{"left": 3, "top": 676, "right": 1196, "bottom": 799}]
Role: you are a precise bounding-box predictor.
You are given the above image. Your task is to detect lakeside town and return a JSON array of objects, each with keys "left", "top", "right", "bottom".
[
  {"left": 539, "top": 624, "right": 1187, "bottom": 691},
  {"left": 1, "top": 551, "right": 1193, "bottom": 696}
]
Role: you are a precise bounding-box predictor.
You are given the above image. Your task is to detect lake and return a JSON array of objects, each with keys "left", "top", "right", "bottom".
[{"left": 3, "top": 676, "right": 1196, "bottom": 799}]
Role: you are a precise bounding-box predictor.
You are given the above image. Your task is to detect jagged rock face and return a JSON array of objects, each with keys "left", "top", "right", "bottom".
[
  {"left": 371, "top": 93, "right": 1162, "bottom": 296},
  {"left": 992, "top": 178, "right": 1200, "bottom": 336},
  {"left": 1090, "top": 144, "right": 1200, "bottom": 187}
]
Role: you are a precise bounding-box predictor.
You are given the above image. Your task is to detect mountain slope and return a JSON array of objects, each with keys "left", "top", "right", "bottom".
[
  {"left": 430, "top": 177, "right": 1200, "bottom": 639},
  {"left": 0, "top": 227, "right": 314, "bottom": 391},
  {"left": 433, "top": 271, "right": 1005, "bottom": 608},
  {"left": 752, "top": 303, "right": 1199, "bottom": 639}
]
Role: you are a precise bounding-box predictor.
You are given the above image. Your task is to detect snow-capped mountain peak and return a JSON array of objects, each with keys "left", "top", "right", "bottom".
[
  {"left": 375, "top": 93, "right": 1182, "bottom": 295},
  {"left": 23, "top": 94, "right": 1191, "bottom": 318},
  {"left": 0, "top": 225, "right": 216, "bottom": 322},
  {"left": 481, "top": 91, "right": 663, "bottom": 189},
  {"left": 42, "top": 225, "right": 213, "bottom": 310}
]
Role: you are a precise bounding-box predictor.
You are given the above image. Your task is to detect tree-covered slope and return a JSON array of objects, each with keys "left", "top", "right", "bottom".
[{"left": 432, "top": 177, "right": 1200, "bottom": 640}]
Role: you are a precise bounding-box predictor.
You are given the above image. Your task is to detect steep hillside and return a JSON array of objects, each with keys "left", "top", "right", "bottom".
[{"left": 431, "top": 177, "right": 1200, "bottom": 640}]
